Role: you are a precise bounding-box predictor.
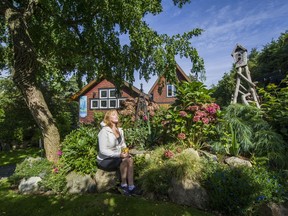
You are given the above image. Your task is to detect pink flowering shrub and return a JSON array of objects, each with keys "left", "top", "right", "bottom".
[
  {"left": 163, "top": 150, "right": 174, "bottom": 159},
  {"left": 163, "top": 81, "right": 221, "bottom": 148}
]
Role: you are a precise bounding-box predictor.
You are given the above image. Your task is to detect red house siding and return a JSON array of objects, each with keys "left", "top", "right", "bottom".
[
  {"left": 77, "top": 79, "right": 142, "bottom": 124},
  {"left": 149, "top": 64, "right": 191, "bottom": 107}
]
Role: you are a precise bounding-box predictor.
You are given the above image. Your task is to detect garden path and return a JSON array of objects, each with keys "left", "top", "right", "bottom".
[{"left": 0, "top": 164, "right": 16, "bottom": 179}]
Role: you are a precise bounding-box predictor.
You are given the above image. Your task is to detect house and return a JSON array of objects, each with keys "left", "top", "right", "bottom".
[
  {"left": 148, "top": 64, "right": 191, "bottom": 107},
  {"left": 72, "top": 64, "right": 191, "bottom": 123},
  {"left": 71, "top": 79, "right": 147, "bottom": 123}
]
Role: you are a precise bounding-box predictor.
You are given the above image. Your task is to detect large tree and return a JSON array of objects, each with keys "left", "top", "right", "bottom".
[{"left": 0, "top": 0, "right": 204, "bottom": 162}]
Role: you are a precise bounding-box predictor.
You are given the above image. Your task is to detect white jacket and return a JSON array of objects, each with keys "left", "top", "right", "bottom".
[{"left": 97, "top": 122, "right": 127, "bottom": 161}]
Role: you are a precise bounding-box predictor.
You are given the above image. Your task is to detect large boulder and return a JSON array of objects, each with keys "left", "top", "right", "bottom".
[
  {"left": 225, "top": 156, "right": 252, "bottom": 167},
  {"left": 257, "top": 202, "right": 288, "bottom": 216},
  {"left": 94, "top": 169, "right": 119, "bottom": 193},
  {"left": 168, "top": 178, "right": 208, "bottom": 210},
  {"left": 18, "top": 176, "right": 42, "bottom": 194},
  {"left": 66, "top": 171, "right": 96, "bottom": 194}
]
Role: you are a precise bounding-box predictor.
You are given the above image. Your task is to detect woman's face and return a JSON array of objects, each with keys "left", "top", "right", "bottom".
[{"left": 109, "top": 111, "right": 119, "bottom": 124}]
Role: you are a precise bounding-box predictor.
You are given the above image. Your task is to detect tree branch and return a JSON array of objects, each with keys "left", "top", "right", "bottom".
[{"left": 24, "top": 0, "right": 39, "bottom": 19}]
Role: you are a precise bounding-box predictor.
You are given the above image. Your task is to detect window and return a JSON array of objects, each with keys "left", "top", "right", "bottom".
[
  {"left": 167, "top": 84, "right": 176, "bottom": 97},
  {"left": 109, "top": 99, "right": 117, "bottom": 108},
  {"left": 90, "top": 88, "right": 126, "bottom": 110},
  {"left": 91, "top": 99, "right": 99, "bottom": 109},
  {"left": 100, "top": 89, "right": 108, "bottom": 98},
  {"left": 109, "top": 89, "right": 116, "bottom": 98},
  {"left": 100, "top": 100, "right": 108, "bottom": 108},
  {"left": 118, "top": 99, "right": 125, "bottom": 108}
]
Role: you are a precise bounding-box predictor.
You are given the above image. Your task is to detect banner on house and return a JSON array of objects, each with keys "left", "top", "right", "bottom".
[{"left": 79, "top": 96, "right": 87, "bottom": 118}]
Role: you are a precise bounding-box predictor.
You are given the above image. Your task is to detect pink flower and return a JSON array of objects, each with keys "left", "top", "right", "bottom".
[
  {"left": 57, "top": 150, "right": 62, "bottom": 156},
  {"left": 193, "top": 115, "right": 201, "bottom": 122},
  {"left": 143, "top": 115, "right": 148, "bottom": 121},
  {"left": 179, "top": 111, "right": 187, "bottom": 117},
  {"left": 53, "top": 167, "right": 59, "bottom": 173},
  {"left": 202, "top": 117, "right": 210, "bottom": 124},
  {"left": 177, "top": 132, "right": 186, "bottom": 140},
  {"left": 195, "top": 111, "right": 207, "bottom": 117},
  {"left": 164, "top": 150, "right": 174, "bottom": 159},
  {"left": 187, "top": 105, "right": 199, "bottom": 111}
]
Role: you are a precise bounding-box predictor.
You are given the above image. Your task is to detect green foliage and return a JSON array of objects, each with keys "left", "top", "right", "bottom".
[
  {"left": 60, "top": 126, "right": 98, "bottom": 174},
  {"left": 250, "top": 31, "right": 288, "bottom": 83},
  {"left": 9, "top": 157, "right": 52, "bottom": 185},
  {"left": 212, "top": 104, "right": 285, "bottom": 167},
  {"left": 211, "top": 69, "right": 236, "bottom": 108},
  {"left": 40, "top": 168, "right": 67, "bottom": 193},
  {"left": 163, "top": 81, "right": 220, "bottom": 149},
  {"left": 125, "top": 120, "right": 149, "bottom": 149},
  {"left": 93, "top": 112, "right": 105, "bottom": 129},
  {"left": 259, "top": 77, "right": 288, "bottom": 141},
  {"left": 138, "top": 145, "right": 203, "bottom": 199},
  {"left": 202, "top": 163, "right": 286, "bottom": 215},
  {"left": 0, "top": 77, "right": 39, "bottom": 146}
]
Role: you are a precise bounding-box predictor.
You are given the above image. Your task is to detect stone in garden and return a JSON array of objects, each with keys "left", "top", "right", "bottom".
[
  {"left": 257, "top": 202, "right": 288, "bottom": 216},
  {"left": 168, "top": 178, "right": 208, "bottom": 210},
  {"left": 66, "top": 171, "right": 96, "bottom": 194},
  {"left": 224, "top": 156, "right": 252, "bottom": 167},
  {"left": 18, "top": 176, "right": 42, "bottom": 194},
  {"left": 94, "top": 169, "right": 119, "bottom": 193},
  {"left": 182, "top": 148, "right": 200, "bottom": 160}
]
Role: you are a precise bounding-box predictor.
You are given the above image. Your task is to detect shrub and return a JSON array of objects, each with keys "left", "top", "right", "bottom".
[
  {"left": 9, "top": 157, "right": 52, "bottom": 185},
  {"left": 138, "top": 145, "right": 203, "bottom": 199},
  {"left": 211, "top": 104, "right": 286, "bottom": 167},
  {"left": 202, "top": 163, "right": 286, "bottom": 215},
  {"left": 60, "top": 126, "right": 98, "bottom": 174},
  {"left": 163, "top": 81, "right": 221, "bottom": 149}
]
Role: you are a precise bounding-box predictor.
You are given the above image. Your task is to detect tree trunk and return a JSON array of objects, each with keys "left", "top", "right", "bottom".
[{"left": 5, "top": 9, "right": 60, "bottom": 163}]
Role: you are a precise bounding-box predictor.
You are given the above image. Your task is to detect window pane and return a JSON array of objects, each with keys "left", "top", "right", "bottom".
[
  {"left": 100, "top": 100, "right": 107, "bottom": 108},
  {"left": 91, "top": 100, "right": 98, "bottom": 108},
  {"left": 109, "top": 100, "right": 117, "bottom": 108},
  {"left": 167, "top": 85, "right": 173, "bottom": 97},
  {"left": 100, "top": 90, "right": 107, "bottom": 98},
  {"left": 109, "top": 89, "right": 116, "bottom": 98}
]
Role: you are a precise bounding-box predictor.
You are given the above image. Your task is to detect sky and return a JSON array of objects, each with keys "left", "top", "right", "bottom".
[{"left": 134, "top": 0, "right": 288, "bottom": 93}]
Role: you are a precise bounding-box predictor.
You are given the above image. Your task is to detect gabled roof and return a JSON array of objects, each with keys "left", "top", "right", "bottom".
[
  {"left": 231, "top": 44, "right": 247, "bottom": 56},
  {"left": 148, "top": 63, "right": 191, "bottom": 94},
  {"left": 71, "top": 78, "right": 147, "bottom": 101}
]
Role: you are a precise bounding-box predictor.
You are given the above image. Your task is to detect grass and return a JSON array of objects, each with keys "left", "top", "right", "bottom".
[
  {"left": 0, "top": 148, "right": 213, "bottom": 216},
  {"left": 0, "top": 147, "right": 42, "bottom": 166},
  {"left": 0, "top": 179, "right": 212, "bottom": 216}
]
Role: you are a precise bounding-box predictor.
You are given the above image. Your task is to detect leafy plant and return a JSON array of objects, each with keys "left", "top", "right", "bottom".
[
  {"left": 59, "top": 126, "right": 98, "bottom": 174},
  {"left": 212, "top": 104, "right": 285, "bottom": 166},
  {"left": 202, "top": 163, "right": 286, "bottom": 215},
  {"left": 138, "top": 145, "right": 204, "bottom": 199},
  {"left": 163, "top": 81, "right": 221, "bottom": 149},
  {"left": 9, "top": 157, "right": 53, "bottom": 185}
]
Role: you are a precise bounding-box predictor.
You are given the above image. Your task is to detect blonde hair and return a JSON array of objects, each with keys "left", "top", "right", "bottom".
[{"left": 103, "top": 109, "right": 119, "bottom": 127}]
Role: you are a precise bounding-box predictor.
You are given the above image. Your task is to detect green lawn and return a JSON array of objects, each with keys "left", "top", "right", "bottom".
[
  {"left": 0, "top": 147, "right": 42, "bottom": 166},
  {"left": 0, "top": 148, "right": 213, "bottom": 216},
  {"left": 0, "top": 179, "right": 212, "bottom": 216}
]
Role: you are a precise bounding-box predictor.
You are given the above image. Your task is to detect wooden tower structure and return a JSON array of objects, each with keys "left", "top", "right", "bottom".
[{"left": 231, "top": 44, "right": 260, "bottom": 108}]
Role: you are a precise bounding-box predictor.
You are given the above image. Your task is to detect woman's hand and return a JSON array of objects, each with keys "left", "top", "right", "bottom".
[{"left": 120, "top": 152, "right": 129, "bottom": 158}]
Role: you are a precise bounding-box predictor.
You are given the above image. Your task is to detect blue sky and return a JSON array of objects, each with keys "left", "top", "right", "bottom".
[{"left": 135, "top": 0, "right": 288, "bottom": 93}]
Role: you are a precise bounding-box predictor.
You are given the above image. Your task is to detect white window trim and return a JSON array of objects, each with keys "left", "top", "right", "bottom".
[
  {"left": 99, "top": 89, "right": 108, "bottom": 98},
  {"left": 167, "top": 84, "right": 176, "bottom": 97},
  {"left": 109, "top": 89, "right": 116, "bottom": 98},
  {"left": 118, "top": 99, "right": 125, "bottom": 108},
  {"left": 90, "top": 99, "right": 99, "bottom": 109},
  {"left": 100, "top": 100, "right": 108, "bottom": 109},
  {"left": 109, "top": 99, "right": 117, "bottom": 108}
]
